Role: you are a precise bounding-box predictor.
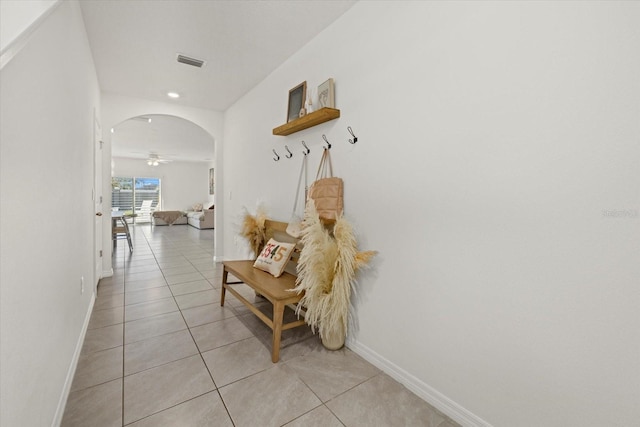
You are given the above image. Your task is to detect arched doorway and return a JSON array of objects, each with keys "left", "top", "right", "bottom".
[
  {"left": 110, "top": 114, "right": 215, "bottom": 220},
  {"left": 101, "top": 106, "right": 222, "bottom": 276}
]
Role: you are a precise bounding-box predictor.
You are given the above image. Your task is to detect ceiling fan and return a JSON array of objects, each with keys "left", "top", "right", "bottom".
[{"left": 146, "top": 153, "right": 172, "bottom": 166}]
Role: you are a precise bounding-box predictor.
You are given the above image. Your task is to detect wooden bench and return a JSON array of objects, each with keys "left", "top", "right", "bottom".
[{"left": 220, "top": 220, "right": 306, "bottom": 362}]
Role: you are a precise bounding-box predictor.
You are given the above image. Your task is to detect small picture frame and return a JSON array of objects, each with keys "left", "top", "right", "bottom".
[
  {"left": 209, "top": 168, "right": 214, "bottom": 195},
  {"left": 317, "top": 78, "right": 335, "bottom": 109},
  {"left": 287, "top": 81, "right": 307, "bottom": 122}
]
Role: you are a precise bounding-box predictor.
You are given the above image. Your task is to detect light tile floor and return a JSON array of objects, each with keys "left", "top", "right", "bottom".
[{"left": 62, "top": 224, "right": 459, "bottom": 427}]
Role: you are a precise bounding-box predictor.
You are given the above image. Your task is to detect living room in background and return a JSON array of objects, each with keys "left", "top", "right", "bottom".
[{"left": 111, "top": 176, "right": 161, "bottom": 223}]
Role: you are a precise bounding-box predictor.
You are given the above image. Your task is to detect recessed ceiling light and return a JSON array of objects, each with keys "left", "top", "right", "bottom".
[{"left": 167, "top": 92, "right": 180, "bottom": 99}]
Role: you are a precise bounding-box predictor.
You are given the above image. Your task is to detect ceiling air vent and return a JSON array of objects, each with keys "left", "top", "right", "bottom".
[{"left": 177, "top": 54, "right": 205, "bottom": 68}]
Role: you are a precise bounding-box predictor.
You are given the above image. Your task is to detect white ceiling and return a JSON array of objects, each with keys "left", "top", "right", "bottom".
[
  {"left": 80, "top": 0, "right": 356, "bottom": 162},
  {"left": 79, "top": 0, "right": 356, "bottom": 112},
  {"left": 110, "top": 114, "right": 214, "bottom": 163}
]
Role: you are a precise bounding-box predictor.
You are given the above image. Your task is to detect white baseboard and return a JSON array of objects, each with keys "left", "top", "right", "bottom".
[
  {"left": 346, "top": 338, "right": 492, "bottom": 427},
  {"left": 51, "top": 294, "right": 95, "bottom": 427},
  {"left": 102, "top": 268, "right": 113, "bottom": 278}
]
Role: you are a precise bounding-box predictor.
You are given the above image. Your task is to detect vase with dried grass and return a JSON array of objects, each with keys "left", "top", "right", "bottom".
[{"left": 292, "top": 200, "right": 376, "bottom": 350}]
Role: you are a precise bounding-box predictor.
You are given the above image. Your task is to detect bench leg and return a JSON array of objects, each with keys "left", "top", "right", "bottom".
[
  {"left": 272, "top": 301, "right": 284, "bottom": 363},
  {"left": 220, "top": 269, "right": 228, "bottom": 306}
]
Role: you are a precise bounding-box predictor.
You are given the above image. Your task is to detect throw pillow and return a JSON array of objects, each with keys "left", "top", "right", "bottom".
[
  {"left": 253, "top": 238, "right": 296, "bottom": 278},
  {"left": 193, "top": 203, "right": 203, "bottom": 212}
]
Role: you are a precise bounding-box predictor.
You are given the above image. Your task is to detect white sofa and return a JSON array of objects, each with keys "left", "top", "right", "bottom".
[{"left": 186, "top": 208, "right": 214, "bottom": 229}]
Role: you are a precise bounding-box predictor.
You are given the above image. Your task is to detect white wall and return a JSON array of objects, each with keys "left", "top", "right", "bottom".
[
  {"left": 0, "top": 1, "right": 100, "bottom": 425},
  {"left": 112, "top": 157, "right": 214, "bottom": 211},
  {"left": 221, "top": 2, "right": 640, "bottom": 426},
  {"left": 0, "top": 0, "right": 59, "bottom": 52}
]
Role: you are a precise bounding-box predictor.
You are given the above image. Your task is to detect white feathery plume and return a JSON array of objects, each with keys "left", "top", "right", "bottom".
[{"left": 293, "top": 200, "right": 376, "bottom": 340}]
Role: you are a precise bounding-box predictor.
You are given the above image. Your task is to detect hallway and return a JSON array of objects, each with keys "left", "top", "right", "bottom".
[{"left": 61, "top": 224, "right": 457, "bottom": 426}]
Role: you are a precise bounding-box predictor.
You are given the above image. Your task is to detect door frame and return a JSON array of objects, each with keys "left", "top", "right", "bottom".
[{"left": 93, "top": 110, "right": 103, "bottom": 293}]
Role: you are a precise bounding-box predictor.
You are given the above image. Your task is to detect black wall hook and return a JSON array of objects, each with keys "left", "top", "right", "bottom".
[
  {"left": 285, "top": 145, "right": 293, "bottom": 158},
  {"left": 322, "top": 134, "right": 332, "bottom": 150},
  {"left": 347, "top": 126, "right": 358, "bottom": 144},
  {"left": 301, "top": 141, "right": 310, "bottom": 155},
  {"left": 272, "top": 149, "right": 280, "bottom": 161}
]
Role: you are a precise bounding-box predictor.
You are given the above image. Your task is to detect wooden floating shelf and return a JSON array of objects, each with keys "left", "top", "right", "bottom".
[{"left": 273, "top": 107, "right": 340, "bottom": 136}]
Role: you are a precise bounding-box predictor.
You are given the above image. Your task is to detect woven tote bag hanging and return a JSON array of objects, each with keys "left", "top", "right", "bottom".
[{"left": 308, "top": 149, "right": 343, "bottom": 223}]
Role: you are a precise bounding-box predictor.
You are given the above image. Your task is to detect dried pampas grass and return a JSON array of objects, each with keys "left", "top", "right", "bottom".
[
  {"left": 294, "top": 200, "right": 338, "bottom": 335},
  {"left": 293, "top": 200, "right": 376, "bottom": 341},
  {"left": 240, "top": 205, "right": 267, "bottom": 257}
]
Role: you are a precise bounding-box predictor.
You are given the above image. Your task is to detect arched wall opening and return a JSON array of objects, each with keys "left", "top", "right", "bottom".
[
  {"left": 100, "top": 93, "right": 225, "bottom": 276},
  {"left": 110, "top": 113, "right": 214, "bottom": 215}
]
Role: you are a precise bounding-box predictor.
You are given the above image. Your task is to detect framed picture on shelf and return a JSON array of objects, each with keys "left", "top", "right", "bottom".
[
  {"left": 317, "top": 78, "right": 334, "bottom": 108},
  {"left": 287, "top": 81, "right": 307, "bottom": 122}
]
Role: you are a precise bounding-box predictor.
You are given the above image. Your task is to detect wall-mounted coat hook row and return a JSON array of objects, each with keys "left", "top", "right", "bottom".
[
  {"left": 285, "top": 145, "right": 293, "bottom": 158},
  {"left": 272, "top": 149, "right": 280, "bottom": 161},
  {"left": 322, "top": 134, "right": 331, "bottom": 150},
  {"left": 347, "top": 126, "right": 358, "bottom": 144},
  {"left": 301, "top": 141, "right": 310, "bottom": 155}
]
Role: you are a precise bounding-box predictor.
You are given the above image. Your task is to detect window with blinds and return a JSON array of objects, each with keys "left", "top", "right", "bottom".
[{"left": 112, "top": 177, "right": 161, "bottom": 223}]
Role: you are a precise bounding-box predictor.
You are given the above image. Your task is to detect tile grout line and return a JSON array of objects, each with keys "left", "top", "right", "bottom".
[
  {"left": 136, "top": 224, "right": 233, "bottom": 425},
  {"left": 159, "top": 232, "right": 239, "bottom": 426},
  {"left": 121, "top": 390, "right": 218, "bottom": 427},
  {"left": 276, "top": 357, "right": 348, "bottom": 427},
  {"left": 86, "top": 225, "right": 438, "bottom": 427},
  {"left": 105, "top": 225, "right": 222, "bottom": 425},
  {"left": 121, "top": 224, "right": 162, "bottom": 426},
  {"left": 112, "top": 241, "right": 126, "bottom": 427},
  {"left": 170, "top": 235, "right": 237, "bottom": 423},
  {"left": 150, "top": 225, "right": 238, "bottom": 425},
  {"left": 71, "top": 225, "right": 214, "bottom": 426}
]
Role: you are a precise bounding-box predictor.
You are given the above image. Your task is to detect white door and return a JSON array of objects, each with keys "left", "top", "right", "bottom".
[{"left": 93, "top": 111, "right": 103, "bottom": 292}]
